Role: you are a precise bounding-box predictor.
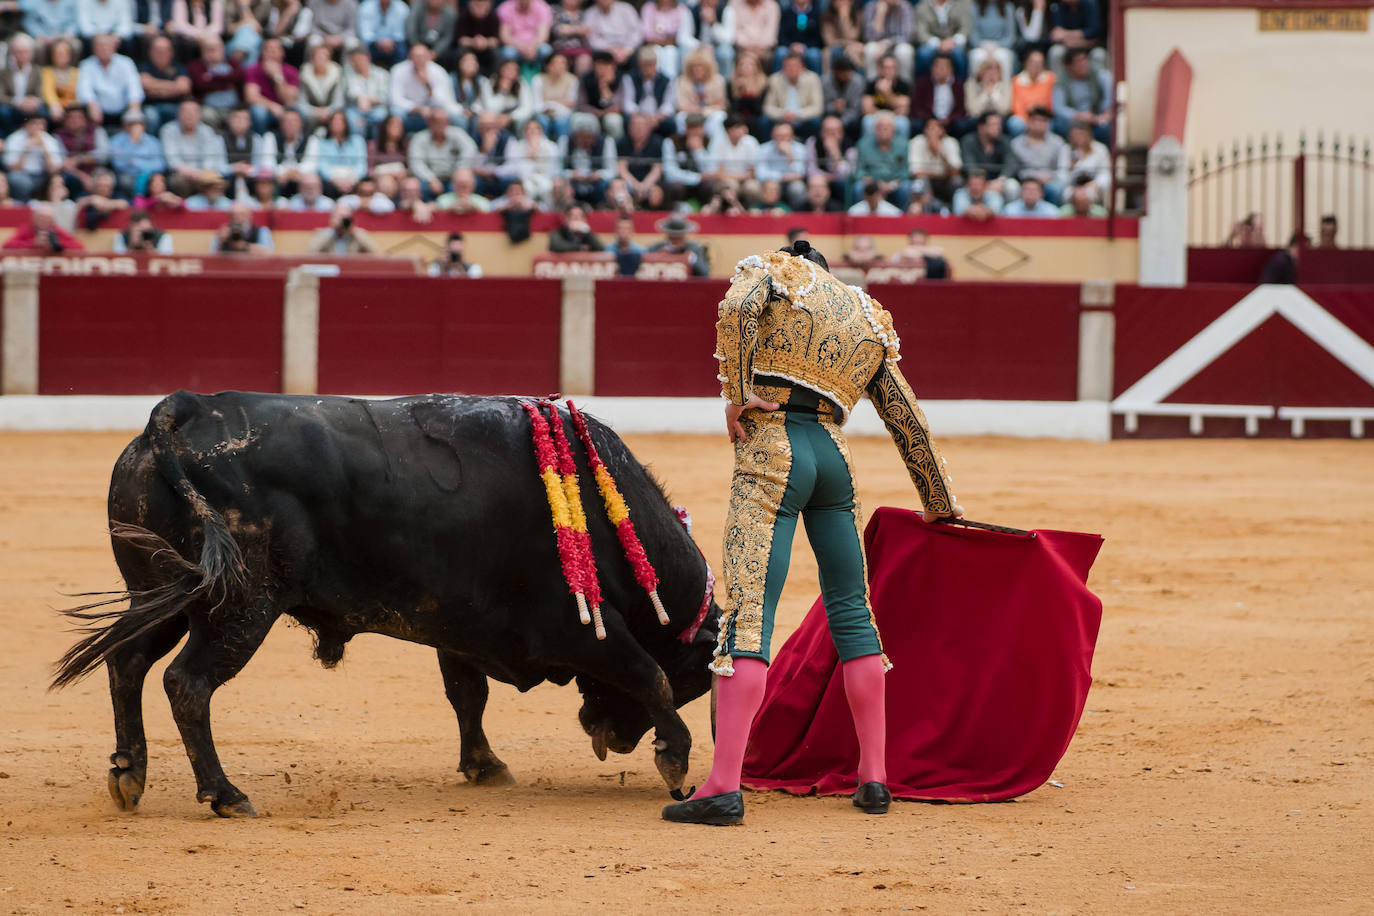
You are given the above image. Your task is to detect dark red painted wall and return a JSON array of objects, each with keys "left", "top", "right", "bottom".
[
  {"left": 593, "top": 278, "right": 728, "bottom": 397},
  {"left": 316, "top": 277, "right": 561, "bottom": 395},
  {"left": 37, "top": 275, "right": 283, "bottom": 394}
]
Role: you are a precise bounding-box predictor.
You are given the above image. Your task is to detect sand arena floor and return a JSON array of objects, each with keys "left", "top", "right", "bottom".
[{"left": 0, "top": 429, "right": 1371, "bottom": 914}]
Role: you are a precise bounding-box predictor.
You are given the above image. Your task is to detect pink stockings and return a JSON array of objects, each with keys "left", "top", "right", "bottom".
[{"left": 695, "top": 653, "right": 887, "bottom": 799}]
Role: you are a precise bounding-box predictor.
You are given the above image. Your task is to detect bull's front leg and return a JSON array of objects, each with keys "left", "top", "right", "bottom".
[{"left": 436, "top": 650, "right": 515, "bottom": 786}]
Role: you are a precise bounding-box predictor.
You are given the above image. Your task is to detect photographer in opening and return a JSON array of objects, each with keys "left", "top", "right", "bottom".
[
  {"left": 3, "top": 203, "right": 84, "bottom": 251},
  {"left": 211, "top": 202, "right": 275, "bottom": 254},
  {"left": 112, "top": 208, "right": 174, "bottom": 253},
  {"left": 310, "top": 203, "right": 380, "bottom": 255},
  {"left": 428, "top": 231, "right": 484, "bottom": 277}
]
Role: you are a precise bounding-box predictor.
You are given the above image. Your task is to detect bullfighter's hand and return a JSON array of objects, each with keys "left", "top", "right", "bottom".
[
  {"left": 726, "top": 395, "right": 780, "bottom": 443},
  {"left": 923, "top": 503, "right": 965, "bottom": 524}
]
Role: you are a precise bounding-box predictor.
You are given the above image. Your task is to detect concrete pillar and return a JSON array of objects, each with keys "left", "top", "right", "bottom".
[
  {"left": 282, "top": 269, "right": 320, "bottom": 395},
  {"left": 1078, "top": 280, "right": 1115, "bottom": 402},
  {"left": 2, "top": 270, "right": 40, "bottom": 394},
  {"left": 1139, "top": 135, "right": 1188, "bottom": 287},
  {"left": 560, "top": 275, "right": 595, "bottom": 396}
]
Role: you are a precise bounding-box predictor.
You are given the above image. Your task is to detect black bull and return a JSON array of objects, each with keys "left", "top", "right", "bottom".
[{"left": 52, "top": 391, "right": 721, "bottom": 817}]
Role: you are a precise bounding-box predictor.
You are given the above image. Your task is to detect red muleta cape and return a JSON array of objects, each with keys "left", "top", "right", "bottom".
[{"left": 741, "top": 507, "right": 1104, "bottom": 802}]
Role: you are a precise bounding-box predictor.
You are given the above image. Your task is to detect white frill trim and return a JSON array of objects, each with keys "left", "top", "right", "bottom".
[
  {"left": 849, "top": 284, "right": 902, "bottom": 362},
  {"left": 731, "top": 254, "right": 765, "bottom": 282}
]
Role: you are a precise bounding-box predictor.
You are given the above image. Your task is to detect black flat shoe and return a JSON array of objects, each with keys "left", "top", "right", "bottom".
[
  {"left": 661, "top": 790, "right": 744, "bottom": 826},
  {"left": 853, "top": 781, "right": 891, "bottom": 815}
]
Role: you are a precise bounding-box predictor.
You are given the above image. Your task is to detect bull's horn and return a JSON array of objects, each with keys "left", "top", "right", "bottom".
[{"left": 591, "top": 732, "right": 608, "bottom": 761}]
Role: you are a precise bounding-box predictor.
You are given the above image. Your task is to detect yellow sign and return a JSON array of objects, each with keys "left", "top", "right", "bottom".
[{"left": 1258, "top": 8, "right": 1369, "bottom": 31}]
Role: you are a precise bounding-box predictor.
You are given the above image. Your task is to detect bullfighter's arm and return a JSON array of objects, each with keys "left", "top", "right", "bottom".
[
  {"left": 714, "top": 263, "right": 771, "bottom": 406},
  {"left": 866, "top": 359, "right": 958, "bottom": 515}
]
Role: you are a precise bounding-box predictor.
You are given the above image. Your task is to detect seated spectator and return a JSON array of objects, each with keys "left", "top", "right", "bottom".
[
  {"left": 853, "top": 111, "right": 908, "bottom": 208},
  {"left": 1056, "top": 118, "right": 1109, "bottom": 202},
  {"left": 109, "top": 109, "right": 166, "bottom": 193},
  {"left": 4, "top": 113, "right": 65, "bottom": 201},
  {"left": 911, "top": 52, "right": 966, "bottom": 135},
  {"left": 558, "top": 116, "right": 615, "bottom": 205},
  {"left": 309, "top": 0, "right": 360, "bottom": 55},
  {"left": 184, "top": 172, "right": 233, "bottom": 209},
  {"left": 243, "top": 36, "right": 300, "bottom": 134},
  {"left": 300, "top": 43, "right": 344, "bottom": 129},
  {"left": 1010, "top": 104, "right": 1064, "bottom": 202},
  {"left": 732, "top": 0, "right": 780, "bottom": 77},
  {"left": 1047, "top": 0, "right": 1101, "bottom": 72},
  {"left": 795, "top": 171, "right": 840, "bottom": 211},
  {"left": 616, "top": 112, "right": 663, "bottom": 209},
  {"left": 342, "top": 45, "right": 389, "bottom": 136},
  {"left": 396, "top": 173, "right": 434, "bottom": 222},
  {"left": 160, "top": 99, "right": 229, "bottom": 196},
  {"left": 533, "top": 51, "right": 579, "bottom": 139},
  {"left": 704, "top": 113, "right": 760, "bottom": 205},
  {"left": 726, "top": 50, "right": 766, "bottom": 135},
  {"left": 271, "top": 107, "right": 315, "bottom": 186},
  {"left": 211, "top": 200, "right": 275, "bottom": 252},
  {"left": 429, "top": 231, "right": 484, "bottom": 276},
  {"left": 755, "top": 120, "right": 808, "bottom": 210},
  {"left": 906, "top": 177, "right": 949, "bottom": 214},
  {"left": 75, "top": 167, "right": 128, "bottom": 228},
  {"left": 908, "top": 115, "right": 961, "bottom": 204},
  {"left": 357, "top": 0, "right": 409, "bottom": 66},
  {"left": 806, "top": 114, "right": 853, "bottom": 194},
  {"left": 39, "top": 171, "right": 80, "bottom": 231},
  {"left": 1002, "top": 175, "right": 1058, "bottom": 217},
  {"left": 169, "top": 0, "right": 224, "bottom": 58},
  {"left": 847, "top": 176, "right": 900, "bottom": 215},
  {"left": 278, "top": 170, "right": 334, "bottom": 210},
  {"left": 40, "top": 38, "right": 81, "bottom": 116},
  {"left": 893, "top": 224, "right": 948, "bottom": 272},
  {"left": 965, "top": 57, "right": 1009, "bottom": 121},
  {"left": 1008, "top": 48, "right": 1053, "bottom": 135},
  {"left": 452, "top": 49, "right": 488, "bottom": 119},
  {"left": 622, "top": 46, "right": 674, "bottom": 138},
  {"left": 764, "top": 50, "right": 823, "bottom": 140},
  {"left": 959, "top": 110, "right": 1014, "bottom": 196},
  {"left": 750, "top": 178, "right": 792, "bottom": 214},
  {"left": 641, "top": 0, "right": 689, "bottom": 78},
  {"left": 1016, "top": 0, "right": 1047, "bottom": 55},
  {"left": 338, "top": 174, "right": 397, "bottom": 212},
  {"left": 576, "top": 49, "right": 625, "bottom": 139},
  {"left": 222, "top": 104, "right": 274, "bottom": 180},
  {"left": 77, "top": 33, "right": 144, "bottom": 128},
  {"left": 550, "top": 0, "right": 592, "bottom": 72},
  {"left": 497, "top": 0, "right": 554, "bottom": 67},
  {"left": 507, "top": 116, "right": 560, "bottom": 205},
  {"left": 647, "top": 213, "right": 708, "bottom": 276},
  {"left": 435, "top": 166, "right": 489, "bottom": 211},
  {"left": 134, "top": 170, "right": 186, "bottom": 211},
  {"left": 187, "top": 35, "right": 245, "bottom": 124},
  {"left": 698, "top": 175, "right": 747, "bottom": 215},
  {"left": 0, "top": 35, "right": 43, "bottom": 138},
  {"left": 112, "top": 206, "right": 174, "bottom": 253},
  {"left": 263, "top": 0, "right": 314, "bottom": 66},
  {"left": 246, "top": 173, "right": 278, "bottom": 209},
  {"left": 470, "top": 109, "right": 515, "bottom": 197},
  {"left": 843, "top": 232, "right": 882, "bottom": 267},
  {"left": 861, "top": 52, "right": 910, "bottom": 138},
  {"left": 492, "top": 177, "right": 535, "bottom": 240},
  {"left": 390, "top": 42, "right": 462, "bottom": 133},
  {"left": 1259, "top": 231, "right": 1304, "bottom": 284},
  {"left": 310, "top": 201, "right": 380, "bottom": 253},
  {"left": 311, "top": 108, "right": 367, "bottom": 193},
  {"left": 484, "top": 58, "right": 536, "bottom": 132},
  {"left": 406, "top": 0, "right": 457, "bottom": 65},
  {"left": 775, "top": 0, "right": 823, "bottom": 74},
  {"left": 4, "top": 202, "right": 83, "bottom": 251},
  {"left": 822, "top": 54, "right": 864, "bottom": 140},
  {"left": 367, "top": 111, "right": 409, "bottom": 172},
  {"left": 24, "top": 0, "right": 81, "bottom": 60},
  {"left": 861, "top": 0, "right": 913, "bottom": 82},
  {"left": 661, "top": 112, "right": 712, "bottom": 208},
  {"left": 821, "top": 0, "right": 864, "bottom": 72},
  {"left": 409, "top": 107, "right": 478, "bottom": 198},
  {"left": 605, "top": 213, "right": 643, "bottom": 274},
  {"left": 55, "top": 104, "right": 110, "bottom": 197},
  {"left": 601, "top": 175, "right": 634, "bottom": 211},
  {"left": 913, "top": 0, "right": 970, "bottom": 79},
  {"left": 968, "top": 0, "right": 1016, "bottom": 85},
  {"left": 951, "top": 168, "right": 1002, "bottom": 219},
  {"left": 1052, "top": 47, "right": 1110, "bottom": 142},
  {"left": 455, "top": 0, "right": 501, "bottom": 72},
  {"left": 548, "top": 202, "right": 602, "bottom": 251},
  {"left": 1225, "top": 213, "right": 1264, "bottom": 248},
  {"left": 582, "top": 0, "right": 639, "bottom": 67},
  {"left": 1318, "top": 215, "right": 1338, "bottom": 249},
  {"left": 138, "top": 35, "right": 191, "bottom": 134}
]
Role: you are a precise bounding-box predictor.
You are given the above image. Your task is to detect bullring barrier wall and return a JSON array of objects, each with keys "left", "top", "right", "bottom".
[{"left": 2, "top": 271, "right": 1372, "bottom": 439}]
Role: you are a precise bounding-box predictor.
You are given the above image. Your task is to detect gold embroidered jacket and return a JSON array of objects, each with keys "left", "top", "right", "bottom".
[{"left": 715, "top": 251, "right": 956, "bottom": 513}]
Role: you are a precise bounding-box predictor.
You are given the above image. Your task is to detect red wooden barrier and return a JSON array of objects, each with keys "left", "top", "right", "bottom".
[
  {"left": 593, "top": 278, "right": 727, "bottom": 397},
  {"left": 37, "top": 275, "right": 283, "bottom": 394},
  {"left": 871, "top": 282, "right": 1082, "bottom": 400},
  {"left": 316, "top": 277, "right": 562, "bottom": 395}
]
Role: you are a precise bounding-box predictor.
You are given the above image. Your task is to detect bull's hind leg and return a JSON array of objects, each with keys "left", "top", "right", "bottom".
[
  {"left": 437, "top": 650, "right": 515, "bottom": 786},
  {"left": 162, "top": 609, "right": 277, "bottom": 817},
  {"left": 106, "top": 608, "right": 189, "bottom": 811}
]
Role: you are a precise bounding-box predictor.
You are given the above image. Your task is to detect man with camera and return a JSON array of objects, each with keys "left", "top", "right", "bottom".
[
  {"left": 309, "top": 202, "right": 380, "bottom": 255},
  {"left": 3, "top": 203, "right": 84, "bottom": 251},
  {"left": 211, "top": 202, "right": 275, "bottom": 254},
  {"left": 428, "top": 231, "right": 484, "bottom": 277},
  {"left": 112, "top": 207, "right": 173, "bottom": 253}
]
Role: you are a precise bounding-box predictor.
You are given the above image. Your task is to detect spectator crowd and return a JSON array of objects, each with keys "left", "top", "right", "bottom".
[{"left": 0, "top": 0, "right": 1115, "bottom": 242}]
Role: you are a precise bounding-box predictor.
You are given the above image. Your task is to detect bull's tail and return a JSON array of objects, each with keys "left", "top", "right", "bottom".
[{"left": 51, "top": 395, "right": 247, "bottom": 689}]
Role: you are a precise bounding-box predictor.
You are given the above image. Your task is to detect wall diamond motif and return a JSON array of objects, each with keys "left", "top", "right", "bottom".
[{"left": 964, "top": 238, "right": 1032, "bottom": 276}]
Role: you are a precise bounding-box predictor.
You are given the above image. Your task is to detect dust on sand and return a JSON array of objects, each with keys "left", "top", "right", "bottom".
[{"left": 0, "top": 431, "right": 1370, "bottom": 914}]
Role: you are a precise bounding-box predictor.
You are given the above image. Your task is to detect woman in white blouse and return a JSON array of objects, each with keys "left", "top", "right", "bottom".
[
  {"left": 299, "top": 43, "right": 344, "bottom": 129},
  {"left": 532, "top": 51, "right": 579, "bottom": 139},
  {"left": 481, "top": 58, "right": 535, "bottom": 133},
  {"left": 964, "top": 57, "right": 1011, "bottom": 119},
  {"left": 1056, "top": 119, "right": 1111, "bottom": 203}
]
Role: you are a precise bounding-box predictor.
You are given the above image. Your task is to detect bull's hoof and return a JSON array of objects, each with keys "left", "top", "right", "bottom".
[
  {"left": 461, "top": 762, "right": 515, "bottom": 786},
  {"left": 654, "top": 749, "right": 688, "bottom": 796},
  {"left": 212, "top": 797, "right": 258, "bottom": 819},
  {"left": 107, "top": 767, "right": 144, "bottom": 812}
]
